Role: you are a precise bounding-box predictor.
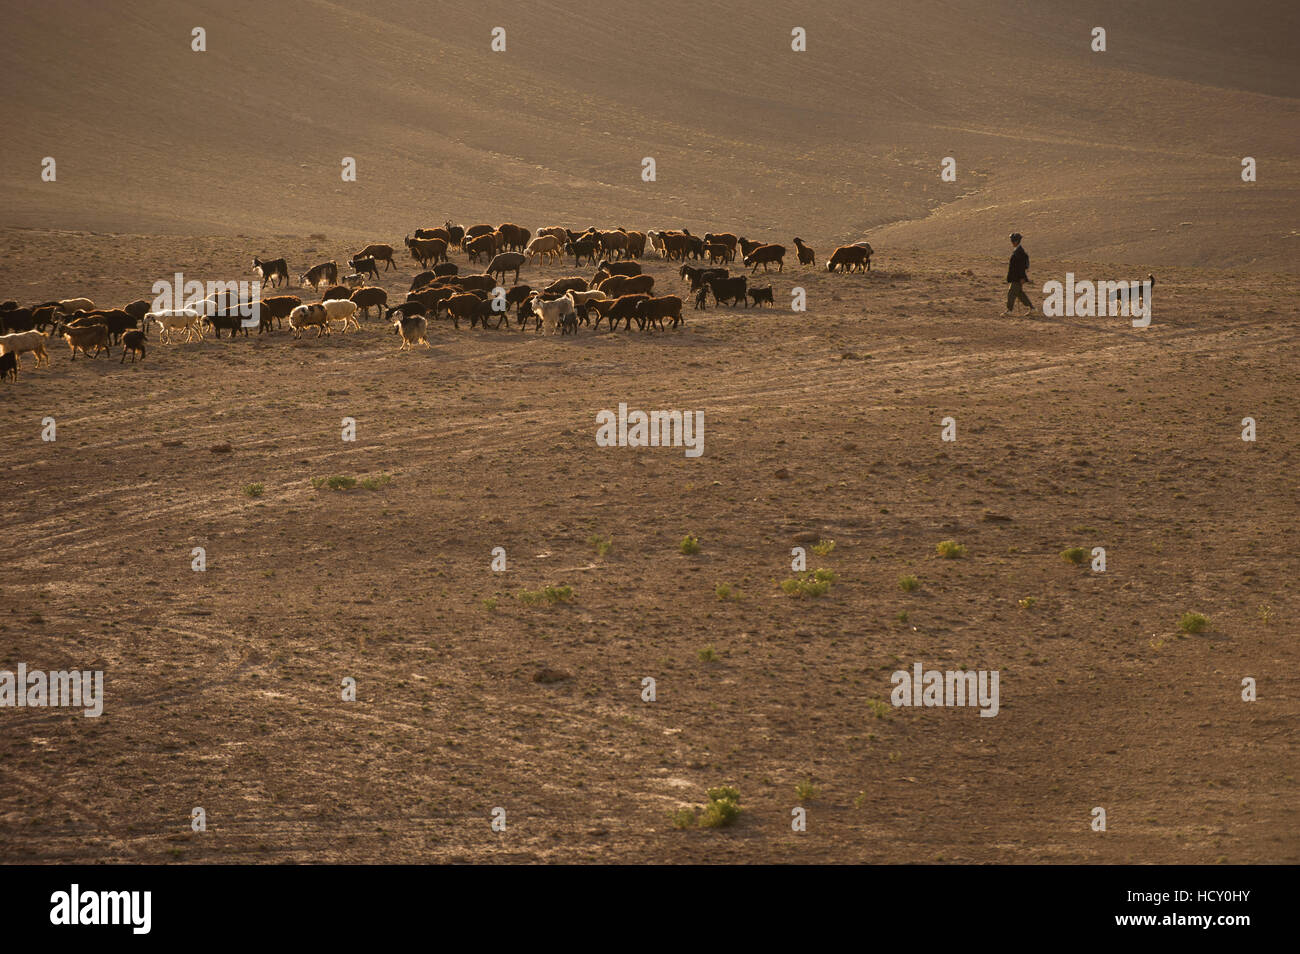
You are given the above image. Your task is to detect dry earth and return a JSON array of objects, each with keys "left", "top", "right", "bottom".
[{"left": 1, "top": 232, "right": 1296, "bottom": 863}]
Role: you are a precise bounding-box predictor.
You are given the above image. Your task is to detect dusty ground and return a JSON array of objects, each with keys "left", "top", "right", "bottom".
[{"left": 1, "top": 230, "right": 1296, "bottom": 863}]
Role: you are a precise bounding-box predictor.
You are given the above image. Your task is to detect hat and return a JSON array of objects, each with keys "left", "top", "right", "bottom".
[{"left": 1010, "top": 232, "right": 1022, "bottom": 243}]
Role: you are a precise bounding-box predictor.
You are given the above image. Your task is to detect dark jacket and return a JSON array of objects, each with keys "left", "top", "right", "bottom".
[{"left": 1007, "top": 245, "right": 1029, "bottom": 283}]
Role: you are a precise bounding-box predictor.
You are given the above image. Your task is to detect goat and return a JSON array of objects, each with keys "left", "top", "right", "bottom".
[
  {"left": 635, "top": 295, "right": 684, "bottom": 331},
  {"left": 393, "top": 315, "right": 430, "bottom": 350},
  {"left": 354, "top": 243, "right": 396, "bottom": 271},
  {"left": 704, "top": 275, "right": 748, "bottom": 307},
  {"left": 62, "top": 322, "right": 110, "bottom": 359},
  {"left": 0, "top": 331, "right": 49, "bottom": 370},
  {"left": 743, "top": 244, "right": 786, "bottom": 273},
  {"left": 793, "top": 237, "right": 816, "bottom": 266},
  {"left": 252, "top": 257, "right": 290, "bottom": 287},
  {"left": 299, "top": 261, "right": 339, "bottom": 289},
  {"left": 748, "top": 285, "right": 774, "bottom": 307},
  {"left": 487, "top": 252, "right": 527, "bottom": 284},
  {"left": 826, "top": 245, "right": 871, "bottom": 273},
  {"left": 348, "top": 255, "right": 380, "bottom": 280},
  {"left": 350, "top": 286, "right": 389, "bottom": 321}
]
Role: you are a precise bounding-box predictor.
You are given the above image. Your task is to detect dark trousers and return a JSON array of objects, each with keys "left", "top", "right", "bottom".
[{"left": 1006, "top": 281, "right": 1033, "bottom": 312}]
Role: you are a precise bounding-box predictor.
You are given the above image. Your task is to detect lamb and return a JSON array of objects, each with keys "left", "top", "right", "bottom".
[
  {"left": 525, "top": 234, "right": 564, "bottom": 266},
  {"left": 320, "top": 297, "right": 361, "bottom": 333},
  {"left": 0, "top": 350, "right": 16, "bottom": 382},
  {"left": 748, "top": 285, "right": 774, "bottom": 307},
  {"left": 704, "top": 275, "right": 748, "bottom": 307},
  {"left": 287, "top": 303, "right": 332, "bottom": 339}
]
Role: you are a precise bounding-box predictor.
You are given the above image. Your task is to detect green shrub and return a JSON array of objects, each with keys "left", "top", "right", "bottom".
[
  {"left": 1061, "top": 546, "right": 1088, "bottom": 565},
  {"left": 899, "top": 574, "right": 919, "bottom": 592},
  {"left": 679, "top": 534, "right": 701, "bottom": 555},
  {"left": 1179, "top": 612, "right": 1209, "bottom": 634},
  {"left": 700, "top": 786, "right": 742, "bottom": 828},
  {"left": 587, "top": 534, "right": 612, "bottom": 557},
  {"left": 780, "top": 568, "right": 836, "bottom": 598},
  {"left": 811, "top": 540, "right": 836, "bottom": 556},
  {"left": 244, "top": 483, "right": 265, "bottom": 498},
  {"left": 935, "top": 540, "right": 966, "bottom": 559},
  {"left": 326, "top": 475, "right": 357, "bottom": 491}
]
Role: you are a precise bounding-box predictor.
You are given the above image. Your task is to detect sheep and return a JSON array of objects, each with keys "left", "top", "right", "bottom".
[
  {"left": 441, "top": 292, "right": 485, "bottom": 330},
  {"left": 148, "top": 308, "right": 204, "bottom": 343},
  {"left": 635, "top": 295, "right": 684, "bottom": 331},
  {"left": 704, "top": 275, "right": 748, "bottom": 307},
  {"left": 621, "top": 229, "right": 647, "bottom": 258},
  {"left": 737, "top": 237, "right": 765, "bottom": 258},
  {"left": 604, "top": 294, "right": 651, "bottom": 331},
  {"left": 202, "top": 313, "right": 247, "bottom": 339},
  {"left": 704, "top": 232, "right": 738, "bottom": 257},
  {"left": 62, "top": 322, "right": 110, "bottom": 359},
  {"left": 0, "top": 330, "right": 50, "bottom": 369},
  {"left": 525, "top": 234, "right": 564, "bottom": 266},
  {"left": 414, "top": 226, "right": 453, "bottom": 244},
  {"left": 743, "top": 244, "right": 786, "bottom": 273},
  {"left": 498, "top": 223, "right": 530, "bottom": 251},
  {"left": 681, "top": 265, "right": 729, "bottom": 291},
  {"left": 56, "top": 297, "right": 95, "bottom": 316},
  {"left": 1, "top": 307, "right": 37, "bottom": 333},
  {"left": 0, "top": 350, "right": 16, "bottom": 382},
  {"left": 258, "top": 295, "right": 302, "bottom": 332},
  {"left": 320, "top": 298, "right": 361, "bottom": 333},
  {"left": 597, "top": 273, "right": 655, "bottom": 298},
  {"left": 321, "top": 285, "right": 353, "bottom": 301},
  {"left": 826, "top": 245, "right": 871, "bottom": 273},
  {"left": 350, "top": 286, "right": 389, "bottom": 321},
  {"left": 464, "top": 233, "right": 495, "bottom": 263},
  {"left": 405, "top": 234, "right": 448, "bottom": 267},
  {"left": 287, "top": 303, "right": 332, "bottom": 339},
  {"left": 299, "top": 261, "right": 339, "bottom": 289},
  {"left": 748, "top": 285, "right": 774, "bottom": 307},
  {"left": 353, "top": 243, "right": 396, "bottom": 271},
  {"left": 593, "top": 230, "right": 629, "bottom": 260},
  {"left": 393, "top": 315, "right": 430, "bottom": 350},
  {"left": 487, "top": 251, "right": 527, "bottom": 285},
  {"left": 793, "top": 237, "right": 816, "bottom": 266},
  {"left": 544, "top": 276, "right": 589, "bottom": 297},
  {"left": 444, "top": 221, "right": 467, "bottom": 247},
  {"left": 120, "top": 329, "right": 146, "bottom": 364},
  {"left": 252, "top": 257, "right": 290, "bottom": 287},
  {"left": 705, "top": 242, "right": 731, "bottom": 264},
  {"left": 597, "top": 260, "right": 641, "bottom": 278}
]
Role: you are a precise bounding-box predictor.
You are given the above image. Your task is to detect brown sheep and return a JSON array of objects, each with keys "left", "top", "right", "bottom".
[
  {"left": 826, "top": 244, "right": 871, "bottom": 273},
  {"left": 350, "top": 286, "right": 389, "bottom": 321},
  {"left": 62, "top": 323, "right": 109, "bottom": 360},
  {"left": 743, "top": 244, "right": 786, "bottom": 273},
  {"left": 353, "top": 243, "right": 396, "bottom": 271},
  {"left": 597, "top": 274, "right": 655, "bottom": 298},
  {"left": 259, "top": 295, "right": 302, "bottom": 331},
  {"left": 635, "top": 295, "right": 685, "bottom": 331}
]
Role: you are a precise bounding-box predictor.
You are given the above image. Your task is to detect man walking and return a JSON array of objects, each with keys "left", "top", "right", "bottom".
[{"left": 1005, "top": 232, "right": 1034, "bottom": 315}]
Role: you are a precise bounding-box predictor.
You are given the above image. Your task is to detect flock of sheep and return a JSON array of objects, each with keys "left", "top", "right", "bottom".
[{"left": 0, "top": 223, "right": 875, "bottom": 379}]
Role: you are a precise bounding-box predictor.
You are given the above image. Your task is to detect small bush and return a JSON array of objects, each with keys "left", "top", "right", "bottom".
[
  {"left": 935, "top": 540, "right": 966, "bottom": 559},
  {"left": 780, "top": 568, "right": 836, "bottom": 598},
  {"left": 668, "top": 807, "right": 697, "bottom": 830},
  {"left": 587, "top": 534, "right": 612, "bottom": 557},
  {"left": 481, "top": 597, "right": 498, "bottom": 612},
  {"left": 358, "top": 474, "right": 392, "bottom": 491},
  {"left": 811, "top": 540, "right": 836, "bottom": 556},
  {"left": 898, "top": 574, "right": 919, "bottom": 592},
  {"left": 1061, "top": 546, "right": 1088, "bottom": 565},
  {"left": 679, "top": 534, "right": 701, "bottom": 555},
  {"left": 795, "top": 779, "right": 818, "bottom": 800},
  {"left": 1179, "top": 612, "right": 1209, "bottom": 634},
  {"left": 698, "top": 645, "right": 718, "bottom": 662},
  {"left": 867, "top": 699, "right": 889, "bottom": 719},
  {"left": 714, "top": 583, "right": 741, "bottom": 601},
  {"left": 700, "top": 786, "right": 742, "bottom": 828},
  {"left": 1018, "top": 596, "right": 1037, "bottom": 609},
  {"left": 244, "top": 483, "right": 265, "bottom": 498},
  {"left": 326, "top": 475, "right": 357, "bottom": 491}
]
